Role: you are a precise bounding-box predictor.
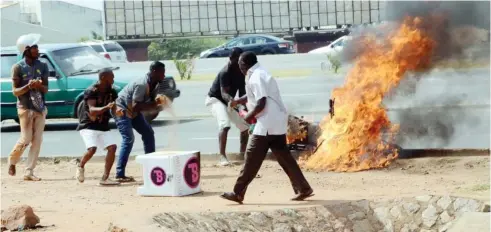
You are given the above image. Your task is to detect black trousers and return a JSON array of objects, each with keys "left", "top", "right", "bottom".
[{"left": 233, "top": 134, "right": 312, "bottom": 198}]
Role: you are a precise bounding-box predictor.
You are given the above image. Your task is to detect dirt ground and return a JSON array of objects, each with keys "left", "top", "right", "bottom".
[{"left": 1, "top": 154, "right": 489, "bottom": 231}]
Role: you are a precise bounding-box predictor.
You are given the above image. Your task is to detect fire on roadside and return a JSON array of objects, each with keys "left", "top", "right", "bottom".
[
  {"left": 286, "top": 115, "right": 309, "bottom": 145},
  {"left": 300, "top": 16, "right": 441, "bottom": 172}
]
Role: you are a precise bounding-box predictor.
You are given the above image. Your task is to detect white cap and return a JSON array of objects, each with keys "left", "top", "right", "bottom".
[{"left": 16, "top": 33, "right": 41, "bottom": 53}]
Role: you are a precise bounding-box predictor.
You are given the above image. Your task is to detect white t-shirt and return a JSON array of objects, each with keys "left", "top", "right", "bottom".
[{"left": 245, "top": 63, "right": 288, "bottom": 136}]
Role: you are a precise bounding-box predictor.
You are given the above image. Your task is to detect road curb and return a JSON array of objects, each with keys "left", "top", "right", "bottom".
[{"left": 2, "top": 149, "right": 488, "bottom": 165}]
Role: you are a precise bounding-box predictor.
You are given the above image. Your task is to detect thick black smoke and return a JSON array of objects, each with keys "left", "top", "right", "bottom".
[
  {"left": 384, "top": 1, "right": 489, "bottom": 148},
  {"left": 385, "top": 1, "right": 490, "bottom": 29},
  {"left": 340, "top": 1, "right": 490, "bottom": 149},
  {"left": 343, "top": 1, "right": 490, "bottom": 63},
  {"left": 393, "top": 95, "right": 481, "bottom": 147},
  {"left": 385, "top": 1, "right": 490, "bottom": 62}
]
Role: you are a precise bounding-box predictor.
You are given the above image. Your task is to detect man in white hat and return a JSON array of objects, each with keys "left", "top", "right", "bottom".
[{"left": 8, "top": 34, "right": 49, "bottom": 181}]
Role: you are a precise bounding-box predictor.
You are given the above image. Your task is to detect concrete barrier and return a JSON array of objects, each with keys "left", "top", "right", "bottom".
[{"left": 448, "top": 212, "right": 491, "bottom": 232}]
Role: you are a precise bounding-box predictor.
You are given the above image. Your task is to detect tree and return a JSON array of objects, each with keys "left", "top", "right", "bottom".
[
  {"left": 327, "top": 54, "right": 342, "bottom": 74},
  {"left": 78, "top": 37, "right": 89, "bottom": 42},
  {"left": 148, "top": 38, "right": 226, "bottom": 60},
  {"left": 91, "top": 31, "right": 103, "bottom": 40},
  {"left": 148, "top": 38, "right": 226, "bottom": 80}
]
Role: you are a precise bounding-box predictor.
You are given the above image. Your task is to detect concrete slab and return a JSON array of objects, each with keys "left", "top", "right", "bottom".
[{"left": 448, "top": 212, "right": 490, "bottom": 232}]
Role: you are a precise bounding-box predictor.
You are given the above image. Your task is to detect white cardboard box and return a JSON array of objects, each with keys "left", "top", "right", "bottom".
[{"left": 136, "top": 150, "right": 201, "bottom": 197}]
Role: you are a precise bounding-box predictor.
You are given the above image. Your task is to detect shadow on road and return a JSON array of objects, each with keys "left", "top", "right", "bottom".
[
  {"left": 0, "top": 119, "right": 201, "bottom": 133},
  {"left": 202, "top": 174, "right": 237, "bottom": 180},
  {"left": 186, "top": 191, "right": 223, "bottom": 198}
]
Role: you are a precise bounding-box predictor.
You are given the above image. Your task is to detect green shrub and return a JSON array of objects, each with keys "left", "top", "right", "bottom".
[
  {"left": 78, "top": 31, "right": 103, "bottom": 42},
  {"left": 149, "top": 38, "right": 227, "bottom": 61},
  {"left": 173, "top": 52, "right": 196, "bottom": 80},
  {"left": 327, "top": 54, "right": 342, "bottom": 74}
]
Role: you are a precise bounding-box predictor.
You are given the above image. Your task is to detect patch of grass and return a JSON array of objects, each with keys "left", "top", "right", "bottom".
[
  {"left": 470, "top": 184, "right": 490, "bottom": 192},
  {"left": 176, "top": 69, "right": 313, "bottom": 81}
]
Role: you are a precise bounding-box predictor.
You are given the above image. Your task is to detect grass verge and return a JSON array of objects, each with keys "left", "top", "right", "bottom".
[{"left": 471, "top": 184, "right": 491, "bottom": 192}]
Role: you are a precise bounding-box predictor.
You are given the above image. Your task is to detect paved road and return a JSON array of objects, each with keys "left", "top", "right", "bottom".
[
  {"left": 122, "top": 53, "right": 328, "bottom": 79},
  {"left": 121, "top": 45, "right": 490, "bottom": 79},
  {"left": 170, "top": 67, "right": 491, "bottom": 118},
  {"left": 1, "top": 67, "right": 489, "bottom": 158}
]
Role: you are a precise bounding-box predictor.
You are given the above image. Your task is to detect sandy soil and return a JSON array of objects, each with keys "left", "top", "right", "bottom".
[{"left": 1, "top": 155, "right": 489, "bottom": 231}]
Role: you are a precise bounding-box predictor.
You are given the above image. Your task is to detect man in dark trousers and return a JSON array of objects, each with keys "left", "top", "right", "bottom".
[
  {"left": 112, "top": 61, "right": 167, "bottom": 182},
  {"left": 205, "top": 47, "right": 249, "bottom": 166},
  {"left": 76, "top": 68, "right": 121, "bottom": 186},
  {"left": 220, "top": 52, "right": 314, "bottom": 204}
]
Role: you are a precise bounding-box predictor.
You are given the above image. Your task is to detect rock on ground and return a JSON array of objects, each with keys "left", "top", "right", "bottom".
[
  {"left": 106, "top": 223, "right": 131, "bottom": 232},
  {"left": 1, "top": 205, "right": 40, "bottom": 231}
]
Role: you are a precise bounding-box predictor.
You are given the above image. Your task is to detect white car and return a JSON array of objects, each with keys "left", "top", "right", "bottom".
[
  {"left": 83, "top": 40, "right": 128, "bottom": 63},
  {"left": 308, "top": 35, "right": 352, "bottom": 56}
]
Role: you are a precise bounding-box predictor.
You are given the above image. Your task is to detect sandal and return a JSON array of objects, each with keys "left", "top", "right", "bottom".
[
  {"left": 115, "top": 176, "right": 135, "bottom": 183},
  {"left": 291, "top": 189, "right": 315, "bottom": 201},
  {"left": 219, "top": 192, "right": 244, "bottom": 204},
  {"left": 99, "top": 179, "right": 121, "bottom": 186}
]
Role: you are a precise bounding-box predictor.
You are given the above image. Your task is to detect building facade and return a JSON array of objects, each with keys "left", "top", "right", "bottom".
[{"left": 1, "top": 0, "right": 103, "bottom": 46}]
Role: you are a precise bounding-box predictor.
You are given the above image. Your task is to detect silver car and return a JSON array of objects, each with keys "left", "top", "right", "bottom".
[{"left": 83, "top": 40, "right": 129, "bottom": 63}]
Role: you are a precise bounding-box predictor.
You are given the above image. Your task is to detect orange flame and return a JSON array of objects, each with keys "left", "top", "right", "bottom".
[{"left": 302, "top": 17, "right": 437, "bottom": 172}]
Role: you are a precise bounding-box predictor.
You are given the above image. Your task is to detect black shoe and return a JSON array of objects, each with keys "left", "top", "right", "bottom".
[
  {"left": 291, "top": 189, "right": 314, "bottom": 201},
  {"left": 220, "top": 192, "right": 244, "bottom": 204}
]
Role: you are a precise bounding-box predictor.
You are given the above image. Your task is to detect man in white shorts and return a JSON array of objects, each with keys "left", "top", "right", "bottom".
[
  {"left": 76, "top": 68, "right": 121, "bottom": 185},
  {"left": 205, "top": 47, "right": 250, "bottom": 166}
]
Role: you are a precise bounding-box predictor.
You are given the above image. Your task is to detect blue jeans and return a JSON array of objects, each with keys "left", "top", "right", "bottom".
[{"left": 113, "top": 113, "right": 155, "bottom": 178}]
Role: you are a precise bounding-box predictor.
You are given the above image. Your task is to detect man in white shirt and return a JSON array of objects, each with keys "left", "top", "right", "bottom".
[{"left": 220, "top": 52, "right": 313, "bottom": 204}]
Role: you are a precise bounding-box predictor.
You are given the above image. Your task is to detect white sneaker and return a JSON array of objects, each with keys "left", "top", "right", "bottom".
[
  {"left": 23, "top": 174, "right": 41, "bottom": 181},
  {"left": 76, "top": 167, "right": 85, "bottom": 183},
  {"left": 218, "top": 156, "right": 231, "bottom": 167}
]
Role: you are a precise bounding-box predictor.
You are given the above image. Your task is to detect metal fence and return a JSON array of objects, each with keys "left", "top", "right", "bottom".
[{"left": 104, "top": 0, "right": 385, "bottom": 40}]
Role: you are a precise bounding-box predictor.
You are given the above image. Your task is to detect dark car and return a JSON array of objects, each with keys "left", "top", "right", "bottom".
[{"left": 199, "top": 34, "right": 295, "bottom": 58}]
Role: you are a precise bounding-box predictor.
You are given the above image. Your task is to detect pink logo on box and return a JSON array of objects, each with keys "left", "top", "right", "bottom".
[
  {"left": 183, "top": 157, "right": 200, "bottom": 188},
  {"left": 150, "top": 167, "right": 166, "bottom": 186}
]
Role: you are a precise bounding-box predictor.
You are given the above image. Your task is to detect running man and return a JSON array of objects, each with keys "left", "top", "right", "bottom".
[
  {"left": 76, "top": 68, "right": 121, "bottom": 186},
  {"left": 220, "top": 52, "right": 314, "bottom": 204}
]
